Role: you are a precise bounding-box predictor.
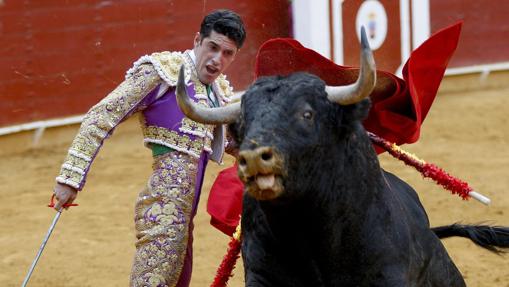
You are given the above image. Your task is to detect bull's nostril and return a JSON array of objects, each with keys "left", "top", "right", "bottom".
[
  {"left": 261, "top": 151, "right": 272, "bottom": 161},
  {"left": 238, "top": 157, "right": 247, "bottom": 166}
]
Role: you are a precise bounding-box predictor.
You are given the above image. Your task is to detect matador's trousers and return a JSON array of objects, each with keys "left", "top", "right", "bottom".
[{"left": 130, "top": 151, "right": 207, "bottom": 287}]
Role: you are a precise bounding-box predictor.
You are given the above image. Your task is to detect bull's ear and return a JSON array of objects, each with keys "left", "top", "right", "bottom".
[{"left": 344, "top": 98, "right": 371, "bottom": 123}]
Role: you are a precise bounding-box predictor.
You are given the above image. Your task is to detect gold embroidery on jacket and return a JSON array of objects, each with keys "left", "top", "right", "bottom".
[
  {"left": 142, "top": 125, "right": 212, "bottom": 159},
  {"left": 56, "top": 64, "right": 162, "bottom": 189},
  {"left": 57, "top": 50, "right": 235, "bottom": 189}
]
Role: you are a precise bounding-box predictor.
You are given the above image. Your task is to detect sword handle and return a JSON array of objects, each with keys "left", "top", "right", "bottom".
[{"left": 47, "top": 194, "right": 78, "bottom": 208}]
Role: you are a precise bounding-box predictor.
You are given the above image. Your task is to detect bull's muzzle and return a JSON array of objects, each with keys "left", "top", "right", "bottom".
[{"left": 238, "top": 146, "right": 284, "bottom": 200}]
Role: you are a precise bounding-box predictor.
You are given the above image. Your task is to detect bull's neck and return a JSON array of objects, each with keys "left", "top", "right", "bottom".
[
  {"left": 294, "top": 130, "right": 384, "bottom": 210},
  {"left": 259, "top": 129, "right": 386, "bottom": 228}
]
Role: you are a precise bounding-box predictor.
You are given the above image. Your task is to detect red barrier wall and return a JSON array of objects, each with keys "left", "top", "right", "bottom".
[
  {"left": 339, "top": 0, "right": 509, "bottom": 73},
  {"left": 430, "top": 0, "right": 509, "bottom": 68},
  {"left": 0, "top": 0, "right": 290, "bottom": 127}
]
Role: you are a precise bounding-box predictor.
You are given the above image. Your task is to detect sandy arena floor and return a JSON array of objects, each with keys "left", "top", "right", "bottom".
[{"left": 1, "top": 83, "right": 508, "bottom": 286}]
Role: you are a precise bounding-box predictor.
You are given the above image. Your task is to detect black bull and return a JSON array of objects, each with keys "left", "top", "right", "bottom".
[
  {"left": 232, "top": 73, "right": 509, "bottom": 286},
  {"left": 174, "top": 34, "right": 509, "bottom": 287}
]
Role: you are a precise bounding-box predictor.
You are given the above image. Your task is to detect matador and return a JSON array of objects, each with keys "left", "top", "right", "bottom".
[{"left": 53, "top": 9, "right": 246, "bottom": 287}]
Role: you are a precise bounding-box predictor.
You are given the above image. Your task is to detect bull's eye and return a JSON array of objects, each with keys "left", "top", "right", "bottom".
[{"left": 302, "top": 111, "right": 313, "bottom": 120}]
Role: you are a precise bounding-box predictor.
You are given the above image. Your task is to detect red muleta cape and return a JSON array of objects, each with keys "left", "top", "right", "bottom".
[{"left": 208, "top": 22, "right": 462, "bottom": 236}]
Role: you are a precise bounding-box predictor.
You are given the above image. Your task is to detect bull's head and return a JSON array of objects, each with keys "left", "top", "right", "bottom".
[{"left": 176, "top": 28, "right": 376, "bottom": 201}]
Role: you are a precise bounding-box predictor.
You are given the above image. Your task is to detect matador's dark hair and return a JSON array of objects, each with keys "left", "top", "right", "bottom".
[{"left": 200, "top": 9, "right": 246, "bottom": 48}]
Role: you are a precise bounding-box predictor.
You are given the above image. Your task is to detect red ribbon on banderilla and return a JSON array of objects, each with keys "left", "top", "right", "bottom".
[
  {"left": 211, "top": 222, "right": 242, "bottom": 287},
  {"left": 368, "top": 132, "right": 490, "bottom": 205}
]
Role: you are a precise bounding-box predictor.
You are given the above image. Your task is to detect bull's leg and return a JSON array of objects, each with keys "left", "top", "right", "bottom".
[
  {"left": 422, "top": 242, "right": 466, "bottom": 287},
  {"left": 403, "top": 231, "right": 466, "bottom": 287}
]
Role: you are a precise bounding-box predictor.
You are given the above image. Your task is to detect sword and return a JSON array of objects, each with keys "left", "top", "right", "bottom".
[
  {"left": 21, "top": 195, "right": 77, "bottom": 287},
  {"left": 21, "top": 210, "right": 62, "bottom": 287}
]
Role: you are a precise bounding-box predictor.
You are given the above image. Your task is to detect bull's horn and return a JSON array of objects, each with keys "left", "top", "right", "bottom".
[
  {"left": 175, "top": 65, "right": 241, "bottom": 125},
  {"left": 326, "top": 26, "right": 376, "bottom": 105}
]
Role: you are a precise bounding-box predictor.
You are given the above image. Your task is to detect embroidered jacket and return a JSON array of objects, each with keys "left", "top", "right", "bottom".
[{"left": 56, "top": 50, "right": 235, "bottom": 190}]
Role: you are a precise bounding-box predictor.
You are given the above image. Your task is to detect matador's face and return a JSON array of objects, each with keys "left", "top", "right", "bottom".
[{"left": 193, "top": 30, "right": 238, "bottom": 85}]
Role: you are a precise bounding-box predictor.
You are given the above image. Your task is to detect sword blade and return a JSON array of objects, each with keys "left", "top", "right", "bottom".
[{"left": 21, "top": 210, "right": 62, "bottom": 287}]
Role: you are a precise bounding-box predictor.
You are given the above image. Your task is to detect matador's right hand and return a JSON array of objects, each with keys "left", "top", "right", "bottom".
[{"left": 53, "top": 183, "right": 78, "bottom": 211}]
